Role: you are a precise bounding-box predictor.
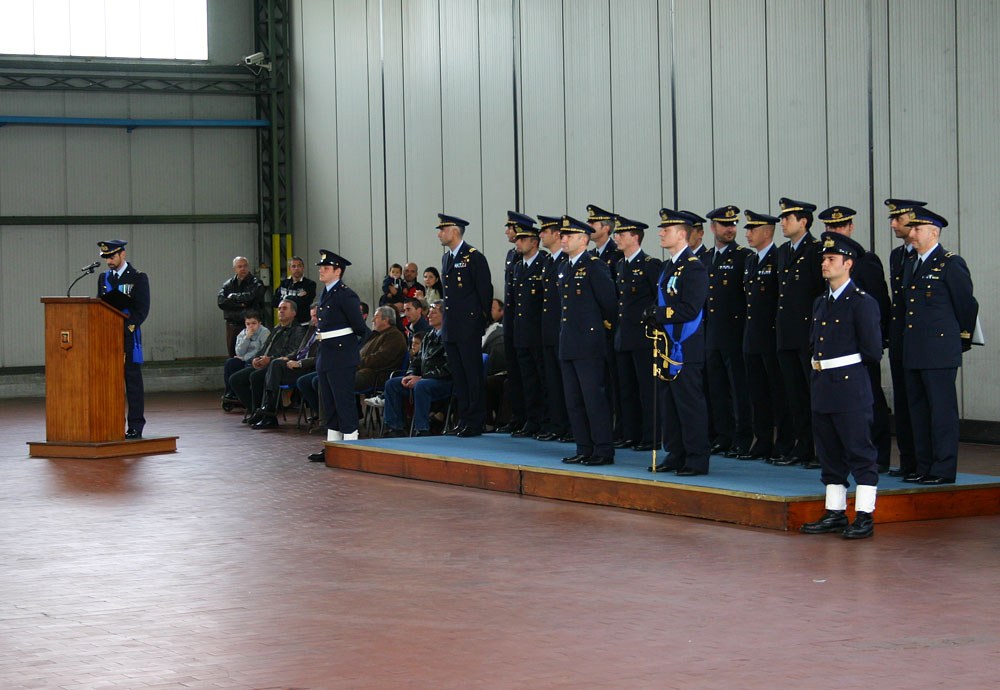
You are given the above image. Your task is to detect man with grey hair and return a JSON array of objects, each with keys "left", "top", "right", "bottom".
[
  {"left": 356, "top": 306, "right": 408, "bottom": 390},
  {"left": 229, "top": 299, "right": 305, "bottom": 420},
  {"left": 247, "top": 304, "right": 320, "bottom": 429},
  {"left": 218, "top": 255, "right": 267, "bottom": 356}
]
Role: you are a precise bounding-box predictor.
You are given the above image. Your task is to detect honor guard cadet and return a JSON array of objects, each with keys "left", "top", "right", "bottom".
[
  {"left": 536, "top": 214, "right": 573, "bottom": 442},
  {"left": 703, "top": 205, "right": 753, "bottom": 458},
  {"left": 885, "top": 198, "right": 926, "bottom": 477},
  {"left": 498, "top": 212, "right": 526, "bottom": 433},
  {"left": 901, "top": 208, "right": 978, "bottom": 485},
  {"left": 310, "top": 250, "right": 368, "bottom": 457},
  {"left": 510, "top": 212, "right": 549, "bottom": 437},
  {"left": 742, "top": 211, "right": 794, "bottom": 461},
  {"left": 800, "top": 233, "right": 883, "bottom": 539},
  {"left": 774, "top": 197, "right": 825, "bottom": 468},
  {"left": 645, "top": 209, "right": 710, "bottom": 476},
  {"left": 557, "top": 216, "right": 618, "bottom": 466},
  {"left": 819, "top": 205, "right": 893, "bottom": 472},
  {"left": 612, "top": 215, "right": 662, "bottom": 452},
  {"left": 96, "top": 240, "right": 150, "bottom": 439},
  {"left": 438, "top": 213, "right": 494, "bottom": 437},
  {"left": 587, "top": 204, "right": 625, "bottom": 443}
]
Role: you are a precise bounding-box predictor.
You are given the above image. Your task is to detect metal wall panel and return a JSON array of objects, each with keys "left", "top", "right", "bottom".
[
  {"left": 192, "top": 96, "right": 258, "bottom": 214},
  {"left": 365, "top": 0, "right": 389, "bottom": 303},
  {"left": 670, "top": 0, "right": 711, "bottom": 218},
  {"left": 381, "top": 0, "right": 411, "bottom": 270},
  {"left": 131, "top": 223, "right": 194, "bottom": 361},
  {"left": 765, "top": 0, "right": 828, "bottom": 210},
  {"left": 207, "top": 0, "right": 256, "bottom": 66},
  {"left": 518, "top": 0, "right": 567, "bottom": 215},
  {"left": 709, "top": 0, "right": 768, "bottom": 212},
  {"left": 563, "top": 0, "right": 612, "bottom": 215},
  {"left": 956, "top": 0, "right": 998, "bottom": 420},
  {"left": 869, "top": 0, "right": 893, "bottom": 261},
  {"left": 0, "top": 92, "right": 67, "bottom": 215},
  {"left": 609, "top": 0, "right": 661, "bottom": 217},
  {"left": 65, "top": 93, "right": 132, "bottom": 215}
]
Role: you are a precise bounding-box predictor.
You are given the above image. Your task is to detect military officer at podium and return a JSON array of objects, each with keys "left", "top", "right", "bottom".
[
  {"left": 307, "top": 250, "right": 368, "bottom": 462},
  {"left": 96, "top": 240, "right": 150, "bottom": 439},
  {"left": 800, "top": 232, "right": 883, "bottom": 539},
  {"left": 901, "top": 207, "right": 978, "bottom": 485},
  {"left": 438, "top": 213, "right": 494, "bottom": 437}
]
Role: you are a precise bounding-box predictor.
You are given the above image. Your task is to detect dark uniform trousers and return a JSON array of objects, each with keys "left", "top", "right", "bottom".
[
  {"left": 617, "top": 348, "right": 655, "bottom": 444},
  {"left": 513, "top": 252, "right": 548, "bottom": 432},
  {"left": 851, "top": 251, "right": 893, "bottom": 469},
  {"left": 125, "top": 351, "right": 144, "bottom": 433},
  {"left": 654, "top": 248, "right": 710, "bottom": 473},
  {"left": 445, "top": 339, "right": 486, "bottom": 430},
  {"left": 888, "top": 244, "right": 916, "bottom": 472},
  {"left": 591, "top": 240, "right": 624, "bottom": 439},
  {"left": 776, "top": 348, "right": 813, "bottom": 458},
  {"left": 743, "top": 352, "right": 789, "bottom": 456},
  {"left": 541, "top": 252, "right": 569, "bottom": 436},
  {"left": 810, "top": 286, "right": 883, "bottom": 488},
  {"left": 319, "top": 365, "right": 358, "bottom": 434},
  {"left": 706, "top": 348, "right": 752, "bottom": 450},
  {"left": 561, "top": 358, "right": 613, "bottom": 457},
  {"left": 503, "top": 248, "right": 526, "bottom": 427},
  {"left": 905, "top": 368, "right": 959, "bottom": 479}
]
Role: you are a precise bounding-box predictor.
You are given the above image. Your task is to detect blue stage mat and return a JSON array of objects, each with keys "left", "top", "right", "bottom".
[{"left": 342, "top": 435, "right": 1000, "bottom": 499}]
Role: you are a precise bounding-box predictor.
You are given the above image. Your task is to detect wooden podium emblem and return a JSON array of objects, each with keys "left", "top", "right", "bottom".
[{"left": 60, "top": 330, "right": 72, "bottom": 350}]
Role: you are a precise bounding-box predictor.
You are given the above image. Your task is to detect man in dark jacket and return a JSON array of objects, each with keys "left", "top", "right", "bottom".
[
  {"left": 383, "top": 300, "right": 452, "bottom": 436},
  {"left": 247, "top": 305, "right": 320, "bottom": 429},
  {"left": 218, "top": 256, "right": 267, "bottom": 356}
]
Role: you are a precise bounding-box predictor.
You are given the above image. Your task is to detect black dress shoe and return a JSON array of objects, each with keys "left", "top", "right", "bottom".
[
  {"left": 841, "top": 511, "right": 875, "bottom": 539},
  {"left": 722, "top": 448, "right": 742, "bottom": 458},
  {"left": 308, "top": 451, "right": 326, "bottom": 462},
  {"left": 902, "top": 473, "right": 925, "bottom": 483},
  {"left": 246, "top": 409, "right": 266, "bottom": 425},
  {"left": 877, "top": 465, "right": 890, "bottom": 474},
  {"left": 772, "top": 455, "right": 802, "bottom": 466},
  {"left": 675, "top": 467, "right": 706, "bottom": 477},
  {"left": 918, "top": 475, "right": 955, "bottom": 485},
  {"left": 511, "top": 426, "right": 538, "bottom": 438},
  {"left": 496, "top": 422, "right": 519, "bottom": 434},
  {"left": 632, "top": 442, "right": 656, "bottom": 452},
  {"left": 613, "top": 439, "right": 636, "bottom": 449},
  {"left": 251, "top": 416, "right": 279, "bottom": 430},
  {"left": 557, "top": 433, "right": 575, "bottom": 443},
  {"left": 533, "top": 431, "right": 555, "bottom": 441},
  {"left": 744, "top": 445, "right": 771, "bottom": 460},
  {"left": 125, "top": 428, "right": 142, "bottom": 439},
  {"left": 649, "top": 462, "right": 681, "bottom": 473},
  {"left": 457, "top": 427, "right": 482, "bottom": 438},
  {"left": 562, "top": 454, "right": 588, "bottom": 464},
  {"left": 710, "top": 443, "right": 730, "bottom": 455},
  {"left": 444, "top": 425, "right": 464, "bottom": 436},
  {"left": 581, "top": 456, "right": 614, "bottom": 466},
  {"left": 802, "top": 459, "right": 821, "bottom": 470},
  {"left": 887, "top": 468, "right": 909, "bottom": 477},
  {"left": 736, "top": 450, "right": 760, "bottom": 460},
  {"left": 799, "top": 510, "right": 849, "bottom": 534}
]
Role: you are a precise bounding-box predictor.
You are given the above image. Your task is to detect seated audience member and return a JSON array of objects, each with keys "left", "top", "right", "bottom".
[
  {"left": 382, "top": 300, "right": 451, "bottom": 436},
  {"left": 229, "top": 299, "right": 306, "bottom": 418},
  {"left": 423, "top": 266, "right": 443, "bottom": 303},
  {"left": 223, "top": 310, "right": 269, "bottom": 402},
  {"left": 247, "top": 306, "right": 320, "bottom": 429},
  {"left": 357, "top": 306, "right": 408, "bottom": 390},
  {"left": 403, "top": 297, "right": 431, "bottom": 341},
  {"left": 275, "top": 255, "right": 317, "bottom": 323},
  {"left": 484, "top": 299, "right": 509, "bottom": 429},
  {"left": 410, "top": 330, "right": 424, "bottom": 357},
  {"left": 297, "top": 370, "right": 320, "bottom": 423},
  {"left": 380, "top": 263, "right": 404, "bottom": 306}
]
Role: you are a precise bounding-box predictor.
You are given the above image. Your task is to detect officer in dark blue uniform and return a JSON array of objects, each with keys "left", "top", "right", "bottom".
[
  {"left": 818, "top": 205, "right": 893, "bottom": 472},
  {"left": 510, "top": 212, "right": 549, "bottom": 437},
  {"left": 536, "top": 214, "right": 572, "bottom": 442},
  {"left": 558, "top": 216, "right": 618, "bottom": 466},
  {"left": 684, "top": 210, "right": 715, "bottom": 447},
  {"left": 612, "top": 215, "right": 662, "bottom": 452},
  {"left": 498, "top": 212, "right": 526, "bottom": 433},
  {"left": 438, "top": 213, "right": 494, "bottom": 437},
  {"left": 741, "top": 211, "right": 793, "bottom": 461},
  {"left": 703, "top": 205, "right": 753, "bottom": 457},
  {"left": 901, "top": 208, "right": 978, "bottom": 484},
  {"left": 645, "top": 209, "right": 710, "bottom": 476},
  {"left": 800, "top": 233, "right": 883, "bottom": 539},
  {"left": 310, "top": 250, "right": 368, "bottom": 458},
  {"left": 97, "top": 240, "right": 150, "bottom": 439},
  {"left": 774, "top": 197, "right": 825, "bottom": 468},
  {"left": 884, "top": 198, "right": 926, "bottom": 477}
]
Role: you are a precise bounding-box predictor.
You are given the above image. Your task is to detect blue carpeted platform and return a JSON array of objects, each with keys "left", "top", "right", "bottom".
[{"left": 344, "top": 434, "right": 999, "bottom": 498}]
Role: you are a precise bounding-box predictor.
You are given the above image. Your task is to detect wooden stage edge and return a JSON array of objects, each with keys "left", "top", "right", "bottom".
[
  {"left": 325, "top": 443, "right": 1000, "bottom": 531},
  {"left": 28, "top": 436, "right": 178, "bottom": 459}
]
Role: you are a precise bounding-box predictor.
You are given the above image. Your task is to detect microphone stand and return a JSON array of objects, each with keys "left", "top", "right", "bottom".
[{"left": 66, "top": 265, "right": 99, "bottom": 298}]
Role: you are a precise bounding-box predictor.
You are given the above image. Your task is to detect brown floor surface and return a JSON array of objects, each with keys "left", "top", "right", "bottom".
[{"left": 2, "top": 392, "right": 1000, "bottom": 690}]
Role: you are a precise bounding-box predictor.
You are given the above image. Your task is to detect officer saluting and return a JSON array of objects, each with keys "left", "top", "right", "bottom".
[
  {"left": 96, "top": 240, "right": 150, "bottom": 439},
  {"left": 309, "top": 250, "right": 368, "bottom": 460},
  {"left": 800, "top": 233, "right": 883, "bottom": 539},
  {"left": 438, "top": 213, "right": 494, "bottom": 437},
  {"left": 901, "top": 208, "right": 978, "bottom": 485},
  {"left": 558, "top": 216, "right": 617, "bottom": 466}
]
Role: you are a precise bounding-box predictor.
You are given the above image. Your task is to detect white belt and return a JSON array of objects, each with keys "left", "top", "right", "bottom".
[
  {"left": 318, "top": 327, "right": 353, "bottom": 340},
  {"left": 811, "top": 353, "right": 861, "bottom": 371}
]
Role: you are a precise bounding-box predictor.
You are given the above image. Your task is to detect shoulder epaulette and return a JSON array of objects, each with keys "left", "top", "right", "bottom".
[
  {"left": 468, "top": 247, "right": 478, "bottom": 254},
  {"left": 945, "top": 252, "right": 955, "bottom": 258},
  {"left": 688, "top": 256, "right": 699, "bottom": 262},
  {"left": 644, "top": 255, "right": 656, "bottom": 261}
]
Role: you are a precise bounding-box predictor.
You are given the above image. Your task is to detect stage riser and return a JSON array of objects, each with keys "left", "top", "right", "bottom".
[{"left": 28, "top": 436, "right": 178, "bottom": 459}]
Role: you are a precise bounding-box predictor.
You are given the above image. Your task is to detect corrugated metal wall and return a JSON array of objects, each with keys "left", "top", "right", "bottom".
[{"left": 291, "top": 0, "right": 998, "bottom": 422}]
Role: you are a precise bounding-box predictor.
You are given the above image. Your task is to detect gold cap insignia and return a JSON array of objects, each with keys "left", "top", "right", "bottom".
[
  {"left": 725, "top": 208, "right": 736, "bottom": 218},
  {"left": 562, "top": 218, "right": 570, "bottom": 228},
  {"left": 832, "top": 209, "right": 843, "bottom": 220},
  {"left": 888, "top": 202, "right": 897, "bottom": 211},
  {"left": 99, "top": 243, "right": 110, "bottom": 252},
  {"left": 824, "top": 238, "right": 835, "bottom": 248},
  {"left": 660, "top": 210, "right": 668, "bottom": 221}
]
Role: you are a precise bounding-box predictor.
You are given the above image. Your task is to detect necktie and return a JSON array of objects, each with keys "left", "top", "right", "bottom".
[
  {"left": 828, "top": 293, "right": 835, "bottom": 307},
  {"left": 446, "top": 252, "right": 455, "bottom": 273},
  {"left": 714, "top": 250, "right": 722, "bottom": 267}
]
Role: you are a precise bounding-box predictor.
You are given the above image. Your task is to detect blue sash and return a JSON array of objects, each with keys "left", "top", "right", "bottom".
[
  {"left": 656, "top": 270, "right": 702, "bottom": 377},
  {"left": 104, "top": 271, "right": 143, "bottom": 364}
]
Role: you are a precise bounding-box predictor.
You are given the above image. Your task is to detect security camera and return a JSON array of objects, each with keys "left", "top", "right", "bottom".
[{"left": 244, "top": 52, "right": 266, "bottom": 66}]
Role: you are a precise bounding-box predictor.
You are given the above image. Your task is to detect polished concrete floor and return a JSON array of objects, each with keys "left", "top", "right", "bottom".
[{"left": 2, "top": 392, "right": 999, "bottom": 689}]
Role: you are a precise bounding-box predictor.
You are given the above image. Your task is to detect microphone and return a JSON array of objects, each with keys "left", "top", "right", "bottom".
[
  {"left": 67, "top": 262, "right": 101, "bottom": 297},
  {"left": 81, "top": 261, "right": 101, "bottom": 273}
]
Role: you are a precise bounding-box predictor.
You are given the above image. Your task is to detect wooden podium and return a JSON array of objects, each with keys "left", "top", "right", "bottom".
[{"left": 28, "top": 297, "right": 177, "bottom": 459}]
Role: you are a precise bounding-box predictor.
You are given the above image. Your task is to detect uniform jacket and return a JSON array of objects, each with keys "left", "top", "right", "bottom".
[
  {"left": 316, "top": 281, "right": 367, "bottom": 371},
  {"left": 850, "top": 251, "right": 891, "bottom": 346},
  {"left": 776, "top": 232, "right": 825, "bottom": 350},
  {"left": 502, "top": 247, "right": 520, "bottom": 330},
  {"left": 558, "top": 253, "right": 617, "bottom": 360},
  {"left": 407, "top": 329, "right": 451, "bottom": 380},
  {"left": 275, "top": 276, "right": 317, "bottom": 322},
  {"left": 888, "top": 244, "right": 916, "bottom": 359},
  {"left": 809, "top": 282, "right": 882, "bottom": 414},
  {"left": 97, "top": 263, "right": 150, "bottom": 363},
  {"left": 653, "top": 247, "right": 709, "bottom": 364},
  {"left": 692, "top": 245, "right": 709, "bottom": 261},
  {"left": 902, "top": 245, "right": 978, "bottom": 370},
  {"left": 742, "top": 245, "right": 780, "bottom": 354},
  {"left": 441, "top": 241, "right": 494, "bottom": 343},
  {"left": 590, "top": 237, "right": 624, "bottom": 285},
  {"left": 512, "top": 250, "right": 549, "bottom": 348},
  {"left": 704, "top": 242, "right": 751, "bottom": 351},
  {"left": 614, "top": 249, "right": 663, "bottom": 352},
  {"left": 541, "top": 250, "right": 568, "bottom": 347},
  {"left": 218, "top": 274, "right": 266, "bottom": 324}
]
